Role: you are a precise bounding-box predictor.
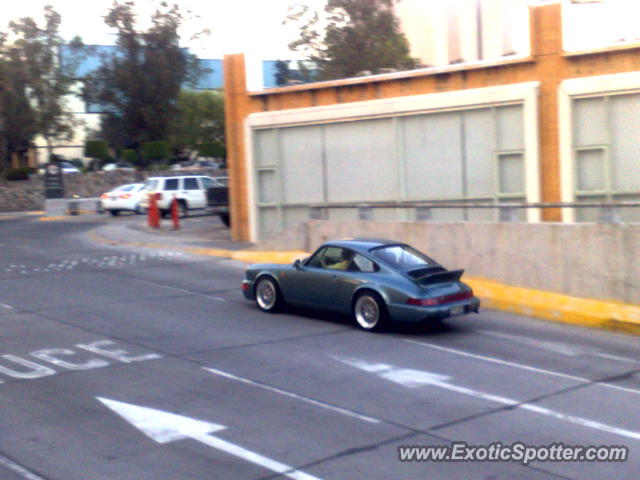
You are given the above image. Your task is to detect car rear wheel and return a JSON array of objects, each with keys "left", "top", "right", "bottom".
[
  {"left": 353, "top": 292, "right": 388, "bottom": 332},
  {"left": 255, "top": 277, "right": 282, "bottom": 313}
]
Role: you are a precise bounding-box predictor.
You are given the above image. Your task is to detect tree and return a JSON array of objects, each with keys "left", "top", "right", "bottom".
[
  {"left": 142, "top": 140, "right": 170, "bottom": 164},
  {"left": 83, "top": 1, "right": 203, "bottom": 152},
  {"left": 171, "top": 89, "right": 225, "bottom": 157},
  {"left": 287, "top": 0, "right": 416, "bottom": 81},
  {"left": 8, "top": 6, "right": 84, "bottom": 159}
]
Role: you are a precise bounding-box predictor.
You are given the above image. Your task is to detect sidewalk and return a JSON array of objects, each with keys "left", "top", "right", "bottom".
[
  {"left": 86, "top": 213, "right": 640, "bottom": 336},
  {"left": 89, "top": 213, "right": 308, "bottom": 264}
]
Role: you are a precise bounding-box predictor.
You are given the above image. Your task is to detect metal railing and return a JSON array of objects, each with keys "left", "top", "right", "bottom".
[{"left": 303, "top": 201, "right": 640, "bottom": 223}]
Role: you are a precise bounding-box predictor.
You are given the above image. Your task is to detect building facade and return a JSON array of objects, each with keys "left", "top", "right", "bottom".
[{"left": 219, "top": 1, "right": 640, "bottom": 242}]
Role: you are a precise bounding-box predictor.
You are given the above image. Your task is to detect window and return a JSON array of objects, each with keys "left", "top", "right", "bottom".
[
  {"left": 184, "top": 178, "right": 200, "bottom": 190},
  {"left": 351, "top": 254, "right": 378, "bottom": 273},
  {"left": 165, "top": 179, "right": 179, "bottom": 191},
  {"left": 145, "top": 179, "right": 159, "bottom": 191},
  {"left": 306, "top": 247, "right": 327, "bottom": 268},
  {"left": 201, "top": 177, "right": 215, "bottom": 189},
  {"left": 371, "top": 245, "right": 436, "bottom": 269},
  {"left": 497, "top": 153, "right": 525, "bottom": 195}
]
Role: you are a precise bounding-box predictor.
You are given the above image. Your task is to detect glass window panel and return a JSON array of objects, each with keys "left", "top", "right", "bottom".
[
  {"left": 576, "top": 149, "right": 605, "bottom": 192},
  {"left": 609, "top": 94, "right": 640, "bottom": 192},
  {"left": 164, "top": 179, "right": 179, "bottom": 190},
  {"left": 498, "top": 153, "right": 524, "bottom": 194},
  {"left": 254, "top": 129, "right": 278, "bottom": 167},
  {"left": 573, "top": 97, "right": 607, "bottom": 147},
  {"left": 257, "top": 170, "right": 277, "bottom": 203},
  {"left": 184, "top": 178, "right": 199, "bottom": 190},
  {"left": 496, "top": 105, "right": 524, "bottom": 151},
  {"left": 281, "top": 126, "right": 324, "bottom": 204}
]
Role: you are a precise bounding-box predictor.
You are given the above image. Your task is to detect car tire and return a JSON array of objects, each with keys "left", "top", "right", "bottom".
[
  {"left": 109, "top": 210, "right": 120, "bottom": 217},
  {"left": 160, "top": 209, "right": 170, "bottom": 219},
  {"left": 255, "top": 276, "right": 283, "bottom": 313},
  {"left": 219, "top": 213, "right": 230, "bottom": 227},
  {"left": 353, "top": 291, "right": 388, "bottom": 332}
]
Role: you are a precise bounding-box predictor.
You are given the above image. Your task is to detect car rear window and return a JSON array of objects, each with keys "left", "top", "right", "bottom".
[{"left": 370, "top": 245, "right": 436, "bottom": 269}]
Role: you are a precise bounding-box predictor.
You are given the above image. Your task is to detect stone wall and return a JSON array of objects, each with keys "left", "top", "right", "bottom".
[
  {"left": 0, "top": 168, "right": 226, "bottom": 212},
  {"left": 256, "top": 220, "right": 640, "bottom": 305}
]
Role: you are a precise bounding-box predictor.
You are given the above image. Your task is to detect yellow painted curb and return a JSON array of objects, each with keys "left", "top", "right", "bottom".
[
  {"left": 466, "top": 277, "right": 640, "bottom": 335},
  {"left": 86, "top": 228, "right": 640, "bottom": 335}
]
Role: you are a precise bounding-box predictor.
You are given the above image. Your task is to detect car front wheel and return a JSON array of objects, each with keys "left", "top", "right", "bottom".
[
  {"left": 255, "top": 277, "right": 282, "bottom": 313},
  {"left": 353, "top": 292, "right": 388, "bottom": 332}
]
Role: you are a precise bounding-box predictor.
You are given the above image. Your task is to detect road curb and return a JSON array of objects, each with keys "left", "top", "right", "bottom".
[{"left": 86, "top": 228, "right": 640, "bottom": 335}]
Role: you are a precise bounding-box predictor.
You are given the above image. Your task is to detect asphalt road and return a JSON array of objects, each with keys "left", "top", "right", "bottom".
[{"left": 1, "top": 215, "right": 639, "bottom": 480}]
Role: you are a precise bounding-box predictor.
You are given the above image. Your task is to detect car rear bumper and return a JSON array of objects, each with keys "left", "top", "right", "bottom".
[
  {"left": 387, "top": 297, "right": 480, "bottom": 323},
  {"left": 241, "top": 280, "right": 254, "bottom": 300}
]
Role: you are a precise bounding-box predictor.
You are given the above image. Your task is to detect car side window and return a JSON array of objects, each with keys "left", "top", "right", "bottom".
[
  {"left": 351, "top": 254, "right": 378, "bottom": 273},
  {"left": 184, "top": 178, "right": 200, "bottom": 190},
  {"left": 165, "top": 179, "right": 179, "bottom": 191},
  {"left": 306, "top": 247, "right": 327, "bottom": 268},
  {"left": 201, "top": 177, "right": 215, "bottom": 189},
  {"left": 322, "top": 247, "right": 354, "bottom": 271}
]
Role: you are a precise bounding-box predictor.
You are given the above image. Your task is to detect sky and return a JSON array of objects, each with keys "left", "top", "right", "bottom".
[{"left": 1, "top": 0, "right": 326, "bottom": 59}]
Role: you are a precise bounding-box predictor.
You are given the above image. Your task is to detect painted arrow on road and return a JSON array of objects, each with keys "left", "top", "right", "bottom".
[
  {"left": 333, "top": 357, "right": 640, "bottom": 441},
  {"left": 97, "top": 397, "right": 323, "bottom": 480}
]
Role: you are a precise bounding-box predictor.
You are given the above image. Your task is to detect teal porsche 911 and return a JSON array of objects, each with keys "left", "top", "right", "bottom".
[{"left": 241, "top": 238, "right": 480, "bottom": 331}]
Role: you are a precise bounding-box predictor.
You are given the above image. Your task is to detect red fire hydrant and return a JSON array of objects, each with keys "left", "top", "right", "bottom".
[{"left": 170, "top": 195, "right": 180, "bottom": 230}]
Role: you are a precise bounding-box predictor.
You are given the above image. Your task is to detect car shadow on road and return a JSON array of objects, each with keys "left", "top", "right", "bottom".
[{"left": 275, "top": 305, "right": 467, "bottom": 337}]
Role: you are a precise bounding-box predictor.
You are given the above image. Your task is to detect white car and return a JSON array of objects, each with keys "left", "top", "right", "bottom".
[
  {"left": 140, "top": 175, "right": 220, "bottom": 217},
  {"left": 102, "top": 162, "right": 136, "bottom": 172},
  {"left": 100, "top": 183, "right": 146, "bottom": 216}
]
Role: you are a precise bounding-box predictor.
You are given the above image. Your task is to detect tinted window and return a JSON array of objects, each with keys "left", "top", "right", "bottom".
[
  {"left": 184, "top": 178, "right": 200, "bottom": 190},
  {"left": 371, "top": 245, "right": 436, "bottom": 269},
  {"left": 165, "top": 179, "right": 179, "bottom": 190}
]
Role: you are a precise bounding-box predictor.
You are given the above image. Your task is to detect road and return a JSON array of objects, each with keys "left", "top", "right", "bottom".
[{"left": 0, "top": 215, "right": 639, "bottom": 480}]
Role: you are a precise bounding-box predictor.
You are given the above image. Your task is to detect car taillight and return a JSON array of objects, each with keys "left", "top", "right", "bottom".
[
  {"left": 242, "top": 282, "right": 250, "bottom": 291},
  {"left": 407, "top": 290, "right": 473, "bottom": 307},
  {"left": 100, "top": 193, "right": 109, "bottom": 199}
]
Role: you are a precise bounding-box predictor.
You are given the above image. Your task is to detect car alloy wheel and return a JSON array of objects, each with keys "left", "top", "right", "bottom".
[
  {"left": 255, "top": 277, "right": 279, "bottom": 312},
  {"left": 354, "top": 293, "right": 385, "bottom": 331}
]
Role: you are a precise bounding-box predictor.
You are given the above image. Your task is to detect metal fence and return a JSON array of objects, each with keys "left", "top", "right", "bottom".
[{"left": 306, "top": 201, "right": 640, "bottom": 224}]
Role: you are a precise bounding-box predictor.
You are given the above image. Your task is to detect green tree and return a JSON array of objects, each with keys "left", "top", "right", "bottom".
[
  {"left": 142, "top": 140, "right": 170, "bottom": 164},
  {"left": 84, "top": 139, "right": 109, "bottom": 159},
  {"left": 288, "top": 0, "right": 416, "bottom": 81},
  {"left": 8, "top": 6, "right": 84, "bottom": 158},
  {"left": 0, "top": 37, "right": 37, "bottom": 172},
  {"left": 83, "top": 1, "right": 202, "bottom": 151},
  {"left": 171, "top": 89, "right": 225, "bottom": 157}
]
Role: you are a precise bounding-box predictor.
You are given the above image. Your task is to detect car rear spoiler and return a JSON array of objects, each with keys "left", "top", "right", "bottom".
[{"left": 414, "top": 269, "right": 465, "bottom": 286}]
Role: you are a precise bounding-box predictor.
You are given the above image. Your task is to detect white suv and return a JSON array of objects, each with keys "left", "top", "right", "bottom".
[{"left": 140, "top": 175, "right": 221, "bottom": 217}]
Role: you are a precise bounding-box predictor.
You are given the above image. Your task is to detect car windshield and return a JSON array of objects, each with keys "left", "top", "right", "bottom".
[{"left": 370, "top": 245, "right": 436, "bottom": 269}]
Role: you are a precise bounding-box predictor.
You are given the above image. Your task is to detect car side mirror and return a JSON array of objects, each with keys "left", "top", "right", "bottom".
[{"left": 293, "top": 259, "right": 302, "bottom": 270}]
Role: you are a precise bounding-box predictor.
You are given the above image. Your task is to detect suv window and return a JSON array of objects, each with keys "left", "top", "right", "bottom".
[
  {"left": 165, "top": 178, "right": 179, "bottom": 191},
  {"left": 201, "top": 177, "right": 216, "bottom": 189},
  {"left": 184, "top": 177, "right": 200, "bottom": 190}
]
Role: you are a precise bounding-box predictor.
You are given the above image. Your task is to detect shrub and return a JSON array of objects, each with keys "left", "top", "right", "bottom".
[{"left": 5, "top": 167, "right": 35, "bottom": 181}]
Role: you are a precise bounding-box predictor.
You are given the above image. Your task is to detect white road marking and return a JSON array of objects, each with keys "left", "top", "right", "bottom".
[
  {"left": 0, "top": 303, "right": 14, "bottom": 310},
  {"left": 336, "top": 357, "right": 640, "bottom": 441},
  {"left": 98, "top": 397, "right": 324, "bottom": 480},
  {"left": 0, "top": 454, "right": 47, "bottom": 480},
  {"left": 203, "top": 367, "right": 380, "bottom": 424},
  {"left": 406, "top": 339, "right": 640, "bottom": 396},
  {"left": 479, "top": 330, "right": 640, "bottom": 364}
]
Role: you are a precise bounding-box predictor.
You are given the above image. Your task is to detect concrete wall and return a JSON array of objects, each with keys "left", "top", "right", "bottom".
[
  {"left": 0, "top": 168, "right": 226, "bottom": 212},
  {"left": 257, "top": 220, "right": 639, "bottom": 305}
]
